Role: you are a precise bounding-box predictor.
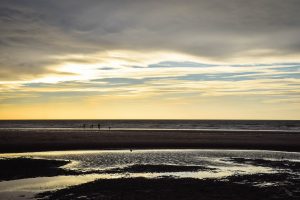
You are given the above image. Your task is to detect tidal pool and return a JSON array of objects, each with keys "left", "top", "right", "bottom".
[{"left": 1, "top": 149, "right": 299, "bottom": 200}]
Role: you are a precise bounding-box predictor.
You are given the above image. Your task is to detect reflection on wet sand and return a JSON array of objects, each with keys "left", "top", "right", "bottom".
[{"left": 0, "top": 149, "right": 299, "bottom": 199}]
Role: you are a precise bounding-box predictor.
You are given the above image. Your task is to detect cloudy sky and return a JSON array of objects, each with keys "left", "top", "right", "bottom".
[{"left": 0, "top": 0, "right": 300, "bottom": 119}]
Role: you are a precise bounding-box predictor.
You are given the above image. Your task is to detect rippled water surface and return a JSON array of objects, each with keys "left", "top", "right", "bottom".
[
  {"left": 1, "top": 120, "right": 300, "bottom": 131},
  {"left": 2, "top": 149, "right": 300, "bottom": 177},
  {"left": 1, "top": 149, "right": 300, "bottom": 200}
]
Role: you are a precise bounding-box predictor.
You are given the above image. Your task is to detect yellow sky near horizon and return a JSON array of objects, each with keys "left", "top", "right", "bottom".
[
  {"left": 1, "top": 50, "right": 300, "bottom": 119},
  {"left": 1, "top": 84, "right": 300, "bottom": 119}
]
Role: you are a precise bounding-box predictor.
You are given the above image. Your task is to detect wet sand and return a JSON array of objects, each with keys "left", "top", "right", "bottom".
[
  {"left": 0, "top": 158, "right": 76, "bottom": 181},
  {"left": 37, "top": 175, "right": 299, "bottom": 200},
  {"left": 1, "top": 152, "right": 300, "bottom": 200},
  {"left": 0, "top": 129, "right": 300, "bottom": 153},
  {"left": 37, "top": 157, "right": 297, "bottom": 200}
]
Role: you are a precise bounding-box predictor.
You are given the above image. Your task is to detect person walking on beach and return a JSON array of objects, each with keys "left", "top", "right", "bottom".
[
  {"left": 98, "top": 123, "right": 101, "bottom": 130},
  {"left": 90, "top": 124, "right": 94, "bottom": 129}
]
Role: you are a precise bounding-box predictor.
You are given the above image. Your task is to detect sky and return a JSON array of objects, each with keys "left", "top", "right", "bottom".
[{"left": 0, "top": 0, "right": 300, "bottom": 119}]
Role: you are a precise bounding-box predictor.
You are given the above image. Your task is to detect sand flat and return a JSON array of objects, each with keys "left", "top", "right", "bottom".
[{"left": 0, "top": 129, "right": 300, "bottom": 153}]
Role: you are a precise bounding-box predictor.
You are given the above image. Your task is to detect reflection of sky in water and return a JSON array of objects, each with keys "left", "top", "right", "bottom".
[
  {"left": 3, "top": 149, "right": 299, "bottom": 172},
  {"left": 0, "top": 149, "right": 300, "bottom": 199}
]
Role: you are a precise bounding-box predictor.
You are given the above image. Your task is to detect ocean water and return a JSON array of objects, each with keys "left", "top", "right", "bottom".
[{"left": 0, "top": 120, "right": 300, "bottom": 131}]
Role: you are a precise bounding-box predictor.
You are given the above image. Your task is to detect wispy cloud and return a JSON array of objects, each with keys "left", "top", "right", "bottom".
[{"left": 1, "top": 0, "right": 300, "bottom": 118}]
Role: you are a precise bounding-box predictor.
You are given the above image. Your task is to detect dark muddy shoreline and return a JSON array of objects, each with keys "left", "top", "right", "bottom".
[
  {"left": 36, "top": 175, "right": 300, "bottom": 200},
  {"left": 1, "top": 152, "right": 300, "bottom": 200},
  {"left": 0, "top": 158, "right": 76, "bottom": 181},
  {"left": 1, "top": 129, "right": 300, "bottom": 153}
]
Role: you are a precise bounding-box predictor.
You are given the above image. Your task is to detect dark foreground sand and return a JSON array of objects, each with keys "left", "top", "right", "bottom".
[
  {"left": 0, "top": 129, "right": 300, "bottom": 153},
  {"left": 37, "top": 176, "right": 299, "bottom": 200},
  {"left": 1, "top": 157, "right": 299, "bottom": 200},
  {"left": 31, "top": 158, "right": 300, "bottom": 200}
]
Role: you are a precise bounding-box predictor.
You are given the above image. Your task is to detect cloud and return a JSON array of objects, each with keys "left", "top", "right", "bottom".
[
  {"left": 1, "top": 0, "right": 300, "bottom": 81},
  {"left": 1, "top": 0, "right": 300, "bottom": 119},
  {"left": 148, "top": 61, "right": 217, "bottom": 68},
  {"left": 1, "top": 60, "right": 299, "bottom": 106}
]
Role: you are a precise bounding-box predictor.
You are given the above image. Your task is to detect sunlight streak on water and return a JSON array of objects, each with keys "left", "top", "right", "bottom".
[{"left": 0, "top": 149, "right": 299, "bottom": 200}]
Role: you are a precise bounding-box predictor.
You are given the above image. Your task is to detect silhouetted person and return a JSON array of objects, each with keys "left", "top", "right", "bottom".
[
  {"left": 108, "top": 126, "right": 111, "bottom": 131},
  {"left": 90, "top": 124, "right": 94, "bottom": 129},
  {"left": 98, "top": 123, "right": 100, "bottom": 130}
]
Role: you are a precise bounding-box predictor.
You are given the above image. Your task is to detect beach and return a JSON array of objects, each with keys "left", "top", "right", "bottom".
[
  {"left": 2, "top": 0, "right": 300, "bottom": 199},
  {"left": 0, "top": 129, "right": 300, "bottom": 153},
  {"left": 1, "top": 123, "right": 300, "bottom": 200},
  {"left": 1, "top": 149, "right": 300, "bottom": 199}
]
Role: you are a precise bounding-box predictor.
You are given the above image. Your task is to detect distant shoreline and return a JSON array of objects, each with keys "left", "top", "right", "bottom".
[
  {"left": 1, "top": 119, "right": 300, "bottom": 131},
  {"left": 1, "top": 129, "right": 300, "bottom": 153},
  {"left": 1, "top": 127, "right": 300, "bottom": 133}
]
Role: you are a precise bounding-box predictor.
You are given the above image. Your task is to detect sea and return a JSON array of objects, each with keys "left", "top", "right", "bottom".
[{"left": 0, "top": 120, "right": 300, "bottom": 132}]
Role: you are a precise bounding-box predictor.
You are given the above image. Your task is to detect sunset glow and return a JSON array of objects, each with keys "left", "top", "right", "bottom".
[{"left": 0, "top": 0, "right": 299, "bottom": 119}]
